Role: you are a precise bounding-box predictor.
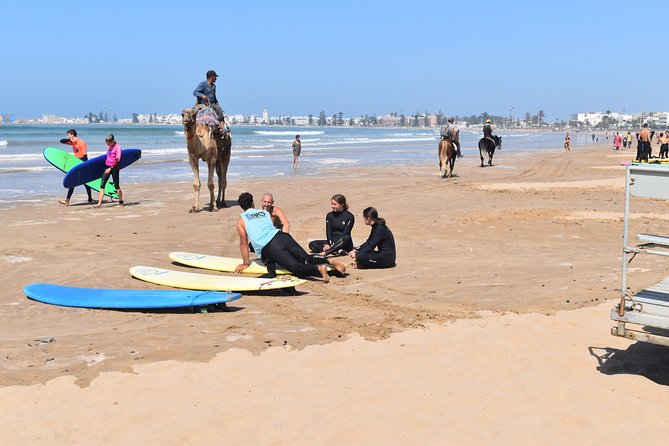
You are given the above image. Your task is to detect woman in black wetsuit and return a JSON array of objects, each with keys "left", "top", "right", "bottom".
[
  {"left": 349, "top": 207, "right": 396, "bottom": 269},
  {"left": 309, "top": 194, "right": 355, "bottom": 255}
]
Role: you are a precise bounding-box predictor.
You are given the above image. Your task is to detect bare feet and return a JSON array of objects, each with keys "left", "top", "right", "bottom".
[
  {"left": 317, "top": 265, "right": 330, "bottom": 283},
  {"left": 93, "top": 203, "right": 102, "bottom": 208},
  {"left": 328, "top": 259, "right": 347, "bottom": 275},
  {"left": 58, "top": 200, "right": 69, "bottom": 206}
]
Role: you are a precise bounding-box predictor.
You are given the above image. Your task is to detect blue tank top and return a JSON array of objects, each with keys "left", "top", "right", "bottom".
[{"left": 241, "top": 209, "right": 280, "bottom": 255}]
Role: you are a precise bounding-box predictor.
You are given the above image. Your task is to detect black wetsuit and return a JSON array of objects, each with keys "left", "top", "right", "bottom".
[
  {"left": 355, "top": 223, "right": 396, "bottom": 269},
  {"left": 309, "top": 210, "right": 355, "bottom": 253},
  {"left": 262, "top": 232, "right": 325, "bottom": 278}
]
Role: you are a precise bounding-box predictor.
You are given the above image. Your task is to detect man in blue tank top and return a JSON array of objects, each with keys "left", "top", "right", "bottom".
[{"left": 235, "top": 192, "right": 346, "bottom": 281}]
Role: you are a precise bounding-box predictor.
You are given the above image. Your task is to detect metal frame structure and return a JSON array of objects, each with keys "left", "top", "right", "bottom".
[{"left": 611, "top": 163, "right": 669, "bottom": 347}]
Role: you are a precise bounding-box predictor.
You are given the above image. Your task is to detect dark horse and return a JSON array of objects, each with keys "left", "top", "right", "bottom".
[{"left": 478, "top": 136, "right": 502, "bottom": 167}]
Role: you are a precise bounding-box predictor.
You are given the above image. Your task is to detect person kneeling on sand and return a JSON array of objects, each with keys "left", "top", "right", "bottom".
[
  {"left": 235, "top": 192, "right": 346, "bottom": 282},
  {"left": 349, "top": 207, "right": 396, "bottom": 269}
]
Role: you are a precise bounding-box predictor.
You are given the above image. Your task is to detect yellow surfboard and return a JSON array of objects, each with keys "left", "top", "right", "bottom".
[
  {"left": 130, "top": 266, "right": 307, "bottom": 291},
  {"left": 168, "top": 251, "right": 332, "bottom": 275}
]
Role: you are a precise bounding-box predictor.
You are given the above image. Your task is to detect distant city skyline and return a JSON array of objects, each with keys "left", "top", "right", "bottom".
[{"left": 2, "top": 1, "right": 667, "bottom": 121}]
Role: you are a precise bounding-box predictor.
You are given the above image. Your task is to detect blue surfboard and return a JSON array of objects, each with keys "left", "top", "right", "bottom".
[
  {"left": 24, "top": 283, "right": 241, "bottom": 309},
  {"left": 63, "top": 148, "right": 142, "bottom": 188}
]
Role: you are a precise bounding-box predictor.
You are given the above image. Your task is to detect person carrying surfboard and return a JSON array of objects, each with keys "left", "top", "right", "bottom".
[
  {"left": 58, "top": 129, "right": 93, "bottom": 205},
  {"left": 93, "top": 134, "right": 124, "bottom": 208},
  {"left": 235, "top": 192, "right": 346, "bottom": 282}
]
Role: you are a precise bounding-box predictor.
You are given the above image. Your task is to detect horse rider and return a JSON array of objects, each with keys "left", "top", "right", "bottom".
[
  {"left": 193, "top": 69, "right": 229, "bottom": 132},
  {"left": 440, "top": 117, "right": 462, "bottom": 157},
  {"left": 483, "top": 119, "right": 498, "bottom": 145}
]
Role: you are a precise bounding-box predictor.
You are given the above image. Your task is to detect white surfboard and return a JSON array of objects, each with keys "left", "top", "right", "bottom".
[
  {"left": 169, "top": 251, "right": 332, "bottom": 275},
  {"left": 130, "top": 266, "right": 307, "bottom": 292}
]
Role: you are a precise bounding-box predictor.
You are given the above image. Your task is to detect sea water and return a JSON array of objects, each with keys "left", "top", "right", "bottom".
[{"left": 0, "top": 124, "right": 589, "bottom": 205}]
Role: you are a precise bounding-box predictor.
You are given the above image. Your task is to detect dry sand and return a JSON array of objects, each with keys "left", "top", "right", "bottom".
[{"left": 2, "top": 143, "right": 669, "bottom": 444}]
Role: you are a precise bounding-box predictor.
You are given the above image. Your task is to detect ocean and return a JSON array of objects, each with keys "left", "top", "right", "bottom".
[{"left": 0, "top": 124, "right": 588, "bottom": 206}]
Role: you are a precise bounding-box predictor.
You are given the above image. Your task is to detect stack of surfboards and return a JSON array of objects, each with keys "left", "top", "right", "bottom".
[
  {"left": 25, "top": 252, "right": 309, "bottom": 310},
  {"left": 130, "top": 252, "right": 307, "bottom": 292}
]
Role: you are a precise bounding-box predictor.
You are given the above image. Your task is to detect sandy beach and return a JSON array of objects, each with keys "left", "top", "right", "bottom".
[{"left": 2, "top": 143, "right": 669, "bottom": 444}]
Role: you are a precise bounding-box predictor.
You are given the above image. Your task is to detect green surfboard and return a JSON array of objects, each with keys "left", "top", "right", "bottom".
[{"left": 43, "top": 147, "right": 118, "bottom": 199}]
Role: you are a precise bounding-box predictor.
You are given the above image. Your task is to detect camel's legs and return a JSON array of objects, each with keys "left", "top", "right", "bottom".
[{"left": 189, "top": 155, "right": 200, "bottom": 213}]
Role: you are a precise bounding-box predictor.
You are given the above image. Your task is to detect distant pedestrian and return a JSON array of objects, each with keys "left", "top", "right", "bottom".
[
  {"left": 292, "top": 135, "right": 301, "bottom": 168},
  {"left": 58, "top": 129, "right": 92, "bottom": 206},
  {"left": 614, "top": 132, "right": 622, "bottom": 150},
  {"left": 94, "top": 134, "right": 124, "bottom": 208},
  {"left": 564, "top": 132, "right": 571, "bottom": 152},
  {"left": 626, "top": 132, "right": 633, "bottom": 149},
  {"left": 591, "top": 133, "right": 595, "bottom": 142},
  {"left": 659, "top": 132, "right": 669, "bottom": 159}
]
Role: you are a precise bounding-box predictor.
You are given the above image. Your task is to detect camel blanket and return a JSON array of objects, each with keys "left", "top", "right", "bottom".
[{"left": 196, "top": 108, "right": 220, "bottom": 128}]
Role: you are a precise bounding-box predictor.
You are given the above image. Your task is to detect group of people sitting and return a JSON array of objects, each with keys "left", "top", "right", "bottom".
[{"left": 234, "top": 192, "right": 396, "bottom": 283}]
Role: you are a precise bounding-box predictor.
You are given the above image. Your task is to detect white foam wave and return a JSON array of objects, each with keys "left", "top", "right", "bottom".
[
  {"left": 139, "top": 147, "right": 186, "bottom": 156},
  {"left": 0, "top": 153, "right": 43, "bottom": 162},
  {"left": 0, "top": 166, "right": 49, "bottom": 173},
  {"left": 174, "top": 131, "right": 185, "bottom": 136},
  {"left": 254, "top": 130, "right": 325, "bottom": 136},
  {"left": 0, "top": 140, "right": 8, "bottom": 146},
  {"left": 318, "top": 158, "right": 358, "bottom": 165}
]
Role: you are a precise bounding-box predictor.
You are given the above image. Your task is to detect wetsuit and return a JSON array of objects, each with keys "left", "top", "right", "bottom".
[
  {"left": 100, "top": 143, "right": 121, "bottom": 189},
  {"left": 309, "top": 210, "right": 355, "bottom": 253},
  {"left": 355, "top": 222, "right": 396, "bottom": 269}
]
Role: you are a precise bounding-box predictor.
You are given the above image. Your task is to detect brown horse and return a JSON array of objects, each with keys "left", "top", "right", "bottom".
[{"left": 438, "top": 137, "right": 457, "bottom": 178}]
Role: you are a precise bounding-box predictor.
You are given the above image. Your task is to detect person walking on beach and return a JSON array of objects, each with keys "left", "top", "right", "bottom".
[
  {"left": 440, "top": 117, "right": 462, "bottom": 157},
  {"left": 234, "top": 192, "right": 346, "bottom": 281},
  {"left": 614, "top": 132, "right": 622, "bottom": 150},
  {"left": 193, "top": 70, "right": 227, "bottom": 130},
  {"left": 94, "top": 134, "right": 123, "bottom": 208},
  {"left": 292, "top": 135, "right": 301, "bottom": 168},
  {"left": 564, "top": 133, "right": 571, "bottom": 152},
  {"left": 58, "top": 129, "right": 92, "bottom": 206},
  {"left": 626, "top": 132, "right": 633, "bottom": 150}
]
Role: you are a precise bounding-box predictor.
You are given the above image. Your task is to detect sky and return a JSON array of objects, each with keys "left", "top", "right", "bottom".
[{"left": 2, "top": 0, "right": 668, "bottom": 121}]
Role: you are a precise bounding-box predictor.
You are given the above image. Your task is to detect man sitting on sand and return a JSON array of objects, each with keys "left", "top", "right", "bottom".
[
  {"left": 261, "top": 192, "right": 290, "bottom": 232},
  {"left": 248, "top": 192, "right": 291, "bottom": 253},
  {"left": 235, "top": 192, "right": 346, "bottom": 282}
]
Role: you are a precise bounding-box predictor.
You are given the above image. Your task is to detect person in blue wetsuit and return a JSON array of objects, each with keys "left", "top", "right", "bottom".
[
  {"left": 235, "top": 192, "right": 346, "bottom": 281},
  {"left": 349, "top": 207, "right": 396, "bottom": 269},
  {"left": 309, "top": 194, "right": 355, "bottom": 255}
]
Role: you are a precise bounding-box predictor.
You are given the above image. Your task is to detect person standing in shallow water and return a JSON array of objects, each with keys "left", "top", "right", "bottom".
[{"left": 292, "top": 135, "right": 301, "bottom": 168}]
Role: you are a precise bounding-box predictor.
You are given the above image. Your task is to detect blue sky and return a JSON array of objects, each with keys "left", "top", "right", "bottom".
[{"left": 2, "top": 0, "right": 667, "bottom": 120}]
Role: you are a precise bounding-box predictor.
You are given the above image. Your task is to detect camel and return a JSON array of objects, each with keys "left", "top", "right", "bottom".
[{"left": 182, "top": 107, "right": 232, "bottom": 212}]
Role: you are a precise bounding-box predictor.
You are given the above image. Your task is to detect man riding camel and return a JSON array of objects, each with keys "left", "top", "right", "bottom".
[
  {"left": 193, "top": 69, "right": 229, "bottom": 132},
  {"left": 440, "top": 117, "right": 462, "bottom": 157}
]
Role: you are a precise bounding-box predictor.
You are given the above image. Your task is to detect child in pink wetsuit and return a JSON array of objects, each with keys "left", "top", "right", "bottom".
[{"left": 94, "top": 134, "right": 124, "bottom": 208}]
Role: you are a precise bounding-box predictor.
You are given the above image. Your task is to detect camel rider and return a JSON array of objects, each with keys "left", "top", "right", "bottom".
[
  {"left": 193, "top": 69, "right": 229, "bottom": 131},
  {"left": 440, "top": 117, "right": 462, "bottom": 158},
  {"left": 483, "top": 119, "right": 497, "bottom": 144}
]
